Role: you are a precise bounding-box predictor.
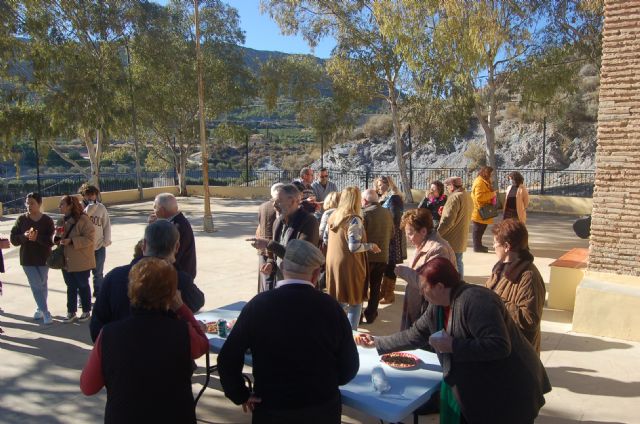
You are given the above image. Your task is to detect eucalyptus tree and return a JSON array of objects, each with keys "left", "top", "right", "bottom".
[
  {"left": 4, "top": 0, "right": 141, "bottom": 188},
  {"left": 259, "top": 55, "right": 358, "bottom": 164},
  {"left": 377, "top": 0, "right": 546, "bottom": 174},
  {"left": 131, "top": 0, "right": 253, "bottom": 195},
  {"left": 261, "top": 0, "right": 416, "bottom": 201}
]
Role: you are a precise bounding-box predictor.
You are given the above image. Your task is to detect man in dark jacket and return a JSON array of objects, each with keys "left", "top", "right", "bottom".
[
  {"left": 361, "top": 188, "right": 393, "bottom": 323},
  {"left": 252, "top": 184, "right": 319, "bottom": 282},
  {"left": 255, "top": 183, "right": 282, "bottom": 292},
  {"left": 90, "top": 220, "right": 205, "bottom": 342},
  {"left": 218, "top": 240, "right": 359, "bottom": 424},
  {"left": 149, "top": 193, "right": 197, "bottom": 279}
]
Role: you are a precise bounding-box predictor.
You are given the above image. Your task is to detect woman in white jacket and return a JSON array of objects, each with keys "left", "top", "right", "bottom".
[{"left": 503, "top": 171, "right": 530, "bottom": 224}]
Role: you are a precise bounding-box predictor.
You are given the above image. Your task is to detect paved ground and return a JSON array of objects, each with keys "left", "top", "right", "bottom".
[{"left": 0, "top": 197, "right": 638, "bottom": 424}]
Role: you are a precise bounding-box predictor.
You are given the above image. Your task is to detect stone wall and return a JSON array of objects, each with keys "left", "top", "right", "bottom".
[{"left": 589, "top": 0, "right": 640, "bottom": 276}]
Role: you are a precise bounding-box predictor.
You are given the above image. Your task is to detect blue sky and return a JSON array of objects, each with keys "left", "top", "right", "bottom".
[{"left": 152, "top": 0, "right": 335, "bottom": 58}]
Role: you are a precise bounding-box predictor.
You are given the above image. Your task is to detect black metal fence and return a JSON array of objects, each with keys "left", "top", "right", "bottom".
[{"left": 1, "top": 167, "right": 595, "bottom": 215}]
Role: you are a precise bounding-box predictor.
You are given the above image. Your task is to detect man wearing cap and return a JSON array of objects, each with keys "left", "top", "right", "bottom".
[
  {"left": 218, "top": 240, "right": 359, "bottom": 424},
  {"left": 437, "top": 176, "right": 474, "bottom": 278},
  {"left": 255, "top": 183, "right": 282, "bottom": 292}
]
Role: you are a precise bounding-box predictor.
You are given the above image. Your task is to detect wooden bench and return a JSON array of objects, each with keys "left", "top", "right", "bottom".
[{"left": 547, "top": 248, "right": 589, "bottom": 311}]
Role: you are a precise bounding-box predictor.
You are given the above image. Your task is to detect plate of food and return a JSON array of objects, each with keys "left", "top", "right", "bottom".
[
  {"left": 205, "top": 321, "right": 218, "bottom": 334},
  {"left": 380, "top": 352, "right": 420, "bottom": 369}
]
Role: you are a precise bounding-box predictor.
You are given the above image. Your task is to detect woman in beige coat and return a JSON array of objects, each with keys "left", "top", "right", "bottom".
[
  {"left": 326, "top": 187, "right": 380, "bottom": 330},
  {"left": 57, "top": 195, "right": 96, "bottom": 323},
  {"left": 503, "top": 171, "right": 530, "bottom": 223}
]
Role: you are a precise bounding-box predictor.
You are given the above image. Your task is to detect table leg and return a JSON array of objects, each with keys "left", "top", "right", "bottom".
[{"left": 195, "top": 350, "right": 217, "bottom": 406}]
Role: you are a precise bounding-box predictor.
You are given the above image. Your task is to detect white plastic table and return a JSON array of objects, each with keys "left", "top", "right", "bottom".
[{"left": 196, "top": 302, "right": 443, "bottom": 423}]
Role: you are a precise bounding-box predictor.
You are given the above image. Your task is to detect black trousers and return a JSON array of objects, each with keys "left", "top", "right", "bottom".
[
  {"left": 252, "top": 394, "right": 341, "bottom": 424},
  {"left": 364, "top": 262, "right": 386, "bottom": 317},
  {"left": 472, "top": 222, "right": 488, "bottom": 250}
]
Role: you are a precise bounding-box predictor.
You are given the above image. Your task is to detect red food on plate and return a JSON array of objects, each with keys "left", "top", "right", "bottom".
[
  {"left": 205, "top": 322, "right": 218, "bottom": 334},
  {"left": 380, "top": 352, "right": 420, "bottom": 369}
]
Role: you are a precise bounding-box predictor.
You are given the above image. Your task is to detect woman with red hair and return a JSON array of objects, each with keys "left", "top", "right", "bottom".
[{"left": 355, "top": 257, "right": 550, "bottom": 423}]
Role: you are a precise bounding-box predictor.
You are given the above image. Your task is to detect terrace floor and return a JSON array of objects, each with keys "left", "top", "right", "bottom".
[{"left": 0, "top": 197, "right": 637, "bottom": 423}]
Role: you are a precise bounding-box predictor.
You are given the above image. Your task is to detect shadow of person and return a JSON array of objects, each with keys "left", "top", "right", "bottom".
[
  {"left": 541, "top": 332, "right": 633, "bottom": 353},
  {"left": 546, "top": 366, "right": 640, "bottom": 397}
]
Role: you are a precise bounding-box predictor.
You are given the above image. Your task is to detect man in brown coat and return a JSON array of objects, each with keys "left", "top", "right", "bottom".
[
  {"left": 437, "top": 176, "right": 473, "bottom": 279},
  {"left": 255, "top": 183, "right": 282, "bottom": 292},
  {"left": 361, "top": 189, "right": 393, "bottom": 324}
]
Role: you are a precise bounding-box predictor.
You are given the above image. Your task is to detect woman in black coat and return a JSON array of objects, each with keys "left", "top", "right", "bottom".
[{"left": 356, "top": 257, "right": 551, "bottom": 424}]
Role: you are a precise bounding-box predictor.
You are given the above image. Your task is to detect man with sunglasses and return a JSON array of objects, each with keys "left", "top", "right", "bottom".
[{"left": 311, "top": 167, "right": 339, "bottom": 203}]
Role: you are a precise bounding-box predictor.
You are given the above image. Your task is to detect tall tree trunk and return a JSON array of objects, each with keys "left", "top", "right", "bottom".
[
  {"left": 388, "top": 82, "right": 413, "bottom": 202},
  {"left": 474, "top": 67, "right": 498, "bottom": 188},
  {"left": 82, "top": 128, "right": 102, "bottom": 188},
  {"left": 176, "top": 143, "right": 188, "bottom": 196}
]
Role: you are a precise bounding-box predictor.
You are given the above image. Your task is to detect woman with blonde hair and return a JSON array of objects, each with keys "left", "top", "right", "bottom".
[
  {"left": 57, "top": 194, "right": 96, "bottom": 323},
  {"left": 471, "top": 166, "right": 497, "bottom": 252},
  {"left": 326, "top": 186, "right": 380, "bottom": 329},
  {"left": 319, "top": 191, "right": 341, "bottom": 248},
  {"left": 375, "top": 175, "right": 406, "bottom": 304}
]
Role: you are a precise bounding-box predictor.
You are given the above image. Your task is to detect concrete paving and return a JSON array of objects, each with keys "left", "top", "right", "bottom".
[{"left": 0, "top": 197, "right": 638, "bottom": 424}]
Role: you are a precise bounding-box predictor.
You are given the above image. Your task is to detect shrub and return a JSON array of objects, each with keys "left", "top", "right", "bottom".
[
  {"left": 362, "top": 114, "right": 393, "bottom": 139},
  {"left": 464, "top": 142, "right": 487, "bottom": 170}
]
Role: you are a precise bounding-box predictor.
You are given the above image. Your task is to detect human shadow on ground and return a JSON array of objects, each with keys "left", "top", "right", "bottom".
[
  {"left": 541, "top": 331, "right": 632, "bottom": 353},
  {"left": 536, "top": 414, "right": 626, "bottom": 424},
  {"left": 545, "top": 366, "right": 640, "bottom": 397}
]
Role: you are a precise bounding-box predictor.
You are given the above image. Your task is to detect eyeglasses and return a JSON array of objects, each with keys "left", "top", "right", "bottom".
[{"left": 320, "top": 174, "right": 329, "bottom": 179}]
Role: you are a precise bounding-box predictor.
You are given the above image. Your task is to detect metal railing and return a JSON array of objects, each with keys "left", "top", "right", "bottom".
[{"left": 1, "top": 167, "right": 595, "bottom": 214}]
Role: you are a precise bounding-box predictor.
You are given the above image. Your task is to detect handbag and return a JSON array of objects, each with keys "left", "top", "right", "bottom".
[
  {"left": 46, "top": 221, "right": 77, "bottom": 270},
  {"left": 0, "top": 238, "right": 10, "bottom": 249},
  {"left": 478, "top": 204, "right": 499, "bottom": 220},
  {"left": 47, "top": 246, "right": 66, "bottom": 270}
]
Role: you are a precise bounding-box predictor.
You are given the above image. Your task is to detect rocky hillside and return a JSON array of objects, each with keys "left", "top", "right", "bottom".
[{"left": 305, "top": 119, "right": 597, "bottom": 172}]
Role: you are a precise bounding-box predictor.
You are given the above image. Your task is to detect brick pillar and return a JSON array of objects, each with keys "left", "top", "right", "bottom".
[{"left": 589, "top": 0, "right": 640, "bottom": 276}]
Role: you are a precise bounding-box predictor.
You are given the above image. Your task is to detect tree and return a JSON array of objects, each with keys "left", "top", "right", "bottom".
[
  {"left": 261, "top": 0, "right": 415, "bottom": 201},
  {"left": 373, "top": 0, "right": 544, "bottom": 176},
  {"left": 258, "top": 55, "right": 358, "bottom": 164},
  {"left": 8, "top": 0, "right": 138, "bottom": 188},
  {"left": 131, "top": 0, "right": 252, "bottom": 195}
]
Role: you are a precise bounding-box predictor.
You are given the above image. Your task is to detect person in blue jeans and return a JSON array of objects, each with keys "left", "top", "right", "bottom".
[
  {"left": 57, "top": 195, "right": 96, "bottom": 323},
  {"left": 10, "top": 193, "right": 56, "bottom": 325},
  {"left": 79, "top": 184, "right": 111, "bottom": 298}
]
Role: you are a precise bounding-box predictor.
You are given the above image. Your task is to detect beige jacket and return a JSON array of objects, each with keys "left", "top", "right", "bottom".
[
  {"left": 437, "top": 190, "right": 473, "bottom": 253},
  {"left": 504, "top": 184, "right": 530, "bottom": 223},
  {"left": 58, "top": 214, "right": 96, "bottom": 272}
]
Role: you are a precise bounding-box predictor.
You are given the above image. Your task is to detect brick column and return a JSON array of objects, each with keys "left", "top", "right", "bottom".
[{"left": 589, "top": 0, "right": 640, "bottom": 276}]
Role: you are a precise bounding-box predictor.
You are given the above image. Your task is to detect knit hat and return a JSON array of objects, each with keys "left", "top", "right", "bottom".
[
  {"left": 444, "top": 176, "right": 463, "bottom": 188},
  {"left": 283, "top": 239, "right": 325, "bottom": 273}
]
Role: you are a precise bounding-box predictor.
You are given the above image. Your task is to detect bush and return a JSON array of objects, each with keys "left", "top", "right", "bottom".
[
  {"left": 363, "top": 115, "right": 393, "bottom": 139},
  {"left": 464, "top": 142, "right": 487, "bottom": 170}
]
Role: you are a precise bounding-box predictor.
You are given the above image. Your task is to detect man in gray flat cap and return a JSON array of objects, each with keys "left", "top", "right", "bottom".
[
  {"left": 438, "top": 176, "right": 473, "bottom": 278},
  {"left": 218, "top": 240, "right": 359, "bottom": 424}
]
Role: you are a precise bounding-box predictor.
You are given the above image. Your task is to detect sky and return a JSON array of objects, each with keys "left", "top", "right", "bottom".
[{"left": 152, "top": 0, "right": 335, "bottom": 58}]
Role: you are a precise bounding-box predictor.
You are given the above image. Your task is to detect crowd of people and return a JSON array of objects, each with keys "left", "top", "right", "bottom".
[{"left": 0, "top": 165, "right": 548, "bottom": 423}]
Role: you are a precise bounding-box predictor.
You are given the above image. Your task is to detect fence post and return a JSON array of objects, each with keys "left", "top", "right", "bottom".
[
  {"left": 365, "top": 169, "right": 370, "bottom": 189},
  {"left": 541, "top": 117, "right": 546, "bottom": 195}
]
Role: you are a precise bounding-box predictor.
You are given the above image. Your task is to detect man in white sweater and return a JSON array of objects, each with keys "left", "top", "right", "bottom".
[{"left": 80, "top": 184, "right": 112, "bottom": 298}]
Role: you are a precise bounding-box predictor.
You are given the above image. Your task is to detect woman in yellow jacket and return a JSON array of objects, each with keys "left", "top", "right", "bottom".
[
  {"left": 471, "top": 166, "right": 497, "bottom": 252},
  {"left": 503, "top": 171, "right": 530, "bottom": 223}
]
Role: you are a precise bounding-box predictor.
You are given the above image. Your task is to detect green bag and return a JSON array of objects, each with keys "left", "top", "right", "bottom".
[{"left": 437, "top": 306, "right": 462, "bottom": 424}]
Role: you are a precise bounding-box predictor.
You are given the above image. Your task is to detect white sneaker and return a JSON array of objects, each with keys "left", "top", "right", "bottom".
[
  {"left": 62, "top": 313, "right": 77, "bottom": 323},
  {"left": 34, "top": 309, "right": 44, "bottom": 320},
  {"left": 43, "top": 311, "right": 53, "bottom": 325},
  {"left": 78, "top": 312, "right": 91, "bottom": 322}
]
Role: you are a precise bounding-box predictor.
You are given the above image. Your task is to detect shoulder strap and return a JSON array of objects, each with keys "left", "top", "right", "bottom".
[{"left": 63, "top": 221, "right": 78, "bottom": 239}]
